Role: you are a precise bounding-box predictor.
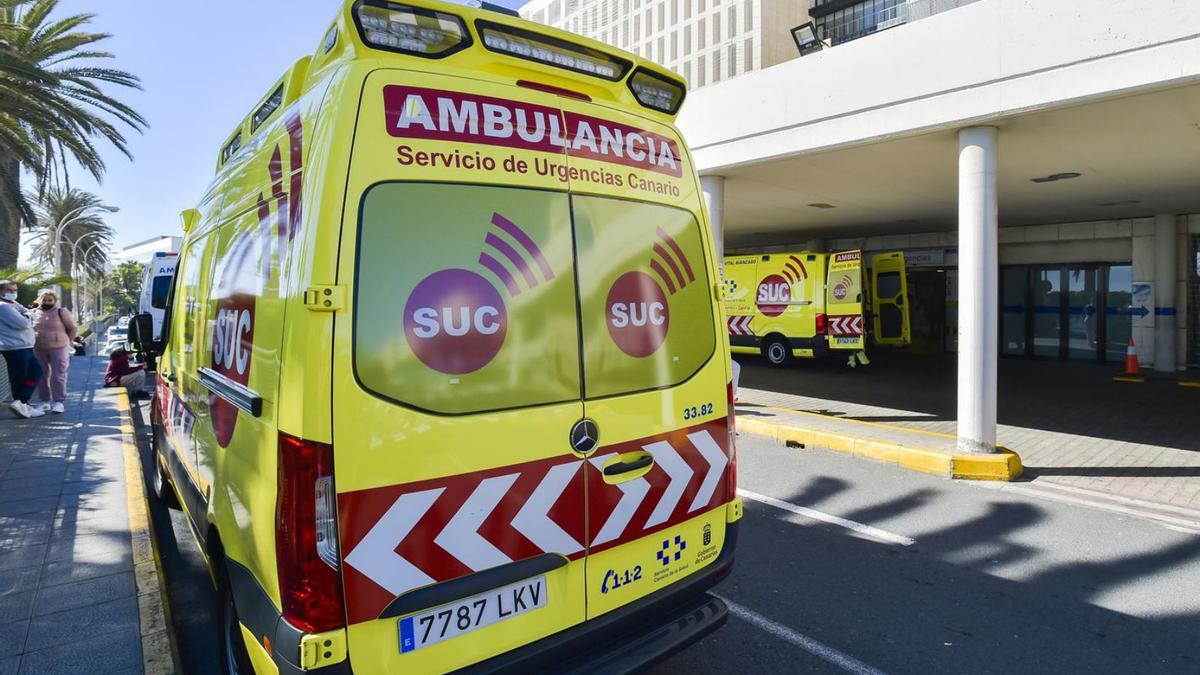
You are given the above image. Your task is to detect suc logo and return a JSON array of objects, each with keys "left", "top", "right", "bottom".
[
  {"left": 756, "top": 274, "right": 790, "bottom": 317},
  {"left": 403, "top": 212, "right": 553, "bottom": 375},
  {"left": 606, "top": 271, "right": 669, "bottom": 358},
  {"left": 404, "top": 268, "right": 507, "bottom": 374}
]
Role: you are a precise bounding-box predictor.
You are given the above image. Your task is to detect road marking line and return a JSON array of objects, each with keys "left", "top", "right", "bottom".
[
  {"left": 716, "top": 595, "right": 889, "bottom": 675},
  {"left": 738, "top": 489, "right": 915, "bottom": 546}
]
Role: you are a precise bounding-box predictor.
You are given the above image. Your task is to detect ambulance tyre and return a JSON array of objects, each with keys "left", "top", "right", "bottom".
[
  {"left": 762, "top": 337, "right": 792, "bottom": 367},
  {"left": 152, "top": 450, "right": 179, "bottom": 509},
  {"left": 218, "top": 565, "right": 254, "bottom": 675}
]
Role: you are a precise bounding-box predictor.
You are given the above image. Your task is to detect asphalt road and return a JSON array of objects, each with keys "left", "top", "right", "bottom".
[{"left": 134, "top": 397, "right": 1200, "bottom": 674}]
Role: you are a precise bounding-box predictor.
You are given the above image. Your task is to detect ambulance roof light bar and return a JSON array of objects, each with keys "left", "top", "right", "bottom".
[
  {"left": 476, "top": 20, "right": 631, "bottom": 82},
  {"left": 354, "top": 0, "right": 471, "bottom": 58}
]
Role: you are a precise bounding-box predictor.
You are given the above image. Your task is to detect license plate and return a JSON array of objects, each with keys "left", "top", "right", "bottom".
[{"left": 398, "top": 576, "right": 547, "bottom": 653}]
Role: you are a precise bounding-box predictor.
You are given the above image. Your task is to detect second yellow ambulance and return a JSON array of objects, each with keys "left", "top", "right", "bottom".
[{"left": 723, "top": 249, "right": 911, "bottom": 365}]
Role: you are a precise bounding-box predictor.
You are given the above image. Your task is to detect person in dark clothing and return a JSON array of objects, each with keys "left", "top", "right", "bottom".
[{"left": 104, "top": 346, "right": 146, "bottom": 390}]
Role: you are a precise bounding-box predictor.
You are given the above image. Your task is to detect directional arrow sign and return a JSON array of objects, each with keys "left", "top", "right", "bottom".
[
  {"left": 345, "top": 487, "right": 444, "bottom": 596},
  {"left": 434, "top": 474, "right": 517, "bottom": 571},
  {"left": 643, "top": 441, "right": 693, "bottom": 528},
  {"left": 687, "top": 431, "right": 728, "bottom": 512}
]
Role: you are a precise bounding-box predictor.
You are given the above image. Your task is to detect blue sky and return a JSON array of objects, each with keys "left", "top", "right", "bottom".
[{"left": 33, "top": 0, "right": 527, "bottom": 255}]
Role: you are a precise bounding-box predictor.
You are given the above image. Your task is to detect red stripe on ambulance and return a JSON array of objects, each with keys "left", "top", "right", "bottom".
[{"left": 337, "top": 419, "right": 728, "bottom": 624}]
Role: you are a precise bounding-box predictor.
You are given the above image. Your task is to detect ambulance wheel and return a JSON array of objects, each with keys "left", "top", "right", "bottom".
[
  {"left": 763, "top": 338, "right": 792, "bottom": 367},
  {"left": 218, "top": 569, "right": 254, "bottom": 675},
  {"left": 152, "top": 452, "right": 179, "bottom": 509}
]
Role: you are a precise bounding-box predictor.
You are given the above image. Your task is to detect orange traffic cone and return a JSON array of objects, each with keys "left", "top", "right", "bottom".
[{"left": 1114, "top": 338, "right": 1144, "bottom": 383}]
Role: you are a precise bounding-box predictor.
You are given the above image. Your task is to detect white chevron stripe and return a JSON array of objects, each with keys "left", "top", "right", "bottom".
[
  {"left": 512, "top": 461, "right": 583, "bottom": 555},
  {"left": 434, "top": 474, "right": 517, "bottom": 571},
  {"left": 344, "top": 488, "right": 443, "bottom": 596},
  {"left": 687, "top": 431, "right": 728, "bottom": 512},
  {"left": 589, "top": 454, "right": 651, "bottom": 546},
  {"left": 643, "top": 441, "right": 693, "bottom": 528}
]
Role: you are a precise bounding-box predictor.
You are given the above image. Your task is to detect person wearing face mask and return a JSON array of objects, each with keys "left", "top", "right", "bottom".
[
  {"left": 0, "top": 280, "right": 45, "bottom": 418},
  {"left": 32, "top": 290, "right": 77, "bottom": 414}
]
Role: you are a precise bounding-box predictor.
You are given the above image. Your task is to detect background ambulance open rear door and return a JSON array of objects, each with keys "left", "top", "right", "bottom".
[
  {"left": 824, "top": 250, "right": 864, "bottom": 350},
  {"left": 870, "top": 252, "right": 911, "bottom": 346}
]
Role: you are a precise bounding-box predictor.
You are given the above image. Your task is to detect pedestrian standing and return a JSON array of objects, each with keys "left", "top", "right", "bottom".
[
  {"left": 0, "top": 280, "right": 45, "bottom": 418},
  {"left": 32, "top": 290, "right": 77, "bottom": 414}
]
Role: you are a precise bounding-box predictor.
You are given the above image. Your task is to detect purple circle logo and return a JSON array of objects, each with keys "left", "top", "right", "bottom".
[
  {"left": 606, "top": 271, "right": 669, "bottom": 358},
  {"left": 404, "top": 268, "right": 507, "bottom": 374}
]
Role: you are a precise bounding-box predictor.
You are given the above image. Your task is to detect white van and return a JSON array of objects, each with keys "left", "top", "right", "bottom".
[{"left": 138, "top": 252, "right": 178, "bottom": 341}]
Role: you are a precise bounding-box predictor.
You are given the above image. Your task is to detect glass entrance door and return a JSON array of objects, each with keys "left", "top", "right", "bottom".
[
  {"left": 1002, "top": 264, "right": 1128, "bottom": 363},
  {"left": 1032, "top": 268, "right": 1063, "bottom": 359}
]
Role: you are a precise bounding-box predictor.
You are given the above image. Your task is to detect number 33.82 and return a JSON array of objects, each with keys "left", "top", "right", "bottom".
[{"left": 683, "top": 403, "right": 713, "bottom": 420}]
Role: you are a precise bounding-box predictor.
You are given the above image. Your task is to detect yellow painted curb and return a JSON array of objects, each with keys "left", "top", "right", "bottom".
[
  {"left": 738, "top": 416, "right": 1023, "bottom": 482},
  {"left": 1179, "top": 379, "right": 1200, "bottom": 389},
  {"left": 117, "top": 389, "right": 182, "bottom": 675}
]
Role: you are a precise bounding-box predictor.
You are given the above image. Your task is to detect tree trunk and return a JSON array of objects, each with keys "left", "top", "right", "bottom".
[{"left": 0, "top": 158, "right": 22, "bottom": 271}]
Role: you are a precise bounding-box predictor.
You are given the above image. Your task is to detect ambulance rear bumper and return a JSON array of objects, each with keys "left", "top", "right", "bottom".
[{"left": 460, "top": 521, "right": 738, "bottom": 675}]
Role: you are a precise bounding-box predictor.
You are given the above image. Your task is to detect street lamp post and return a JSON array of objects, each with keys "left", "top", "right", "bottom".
[
  {"left": 45, "top": 203, "right": 117, "bottom": 299},
  {"left": 75, "top": 240, "right": 108, "bottom": 320},
  {"left": 68, "top": 232, "right": 106, "bottom": 310}
]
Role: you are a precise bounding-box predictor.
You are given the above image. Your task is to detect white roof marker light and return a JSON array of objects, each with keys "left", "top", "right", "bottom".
[
  {"left": 355, "top": 1, "right": 470, "bottom": 57},
  {"left": 628, "top": 68, "right": 686, "bottom": 114}
]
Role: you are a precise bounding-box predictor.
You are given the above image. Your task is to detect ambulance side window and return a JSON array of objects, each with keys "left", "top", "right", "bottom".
[{"left": 354, "top": 182, "right": 581, "bottom": 415}]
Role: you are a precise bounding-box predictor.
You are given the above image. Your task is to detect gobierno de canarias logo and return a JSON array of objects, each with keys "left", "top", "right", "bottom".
[{"left": 404, "top": 219, "right": 695, "bottom": 373}]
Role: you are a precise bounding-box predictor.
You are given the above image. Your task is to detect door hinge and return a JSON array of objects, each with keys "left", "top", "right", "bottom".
[
  {"left": 299, "top": 628, "right": 347, "bottom": 670},
  {"left": 304, "top": 285, "right": 344, "bottom": 312}
]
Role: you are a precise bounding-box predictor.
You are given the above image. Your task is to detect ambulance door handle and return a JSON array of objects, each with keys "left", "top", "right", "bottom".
[{"left": 603, "top": 454, "right": 653, "bottom": 477}]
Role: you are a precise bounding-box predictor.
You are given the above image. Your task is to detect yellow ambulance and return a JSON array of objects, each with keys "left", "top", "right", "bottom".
[
  {"left": 723, "top": 250, "right": 911, "bottom": 366},
  {"left": 129, "top": 0, "right": 740, "bottom": 673}
]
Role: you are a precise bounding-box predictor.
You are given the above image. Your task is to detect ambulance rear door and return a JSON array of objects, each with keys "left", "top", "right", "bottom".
[
  {"left": 333, "top": 70, "right": 588, "bottom": 673},
  {"left": 557, "top": 93, "right": 733, "bottom": 621},
  {"left": 825, "top": 250, "right": 864, "bottom": 350},
  {"left": 871, "top": 251, "right": 911, "bottom": 345}
]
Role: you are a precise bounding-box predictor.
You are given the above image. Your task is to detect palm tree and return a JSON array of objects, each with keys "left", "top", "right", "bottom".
[
  {"left": 27, "top": 186, "right": 114, "bottom": 309},
  {"left": 0, "top": 0, "right": 145, "bottom": 269}
]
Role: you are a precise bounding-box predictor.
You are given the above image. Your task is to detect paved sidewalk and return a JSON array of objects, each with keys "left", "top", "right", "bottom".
[
  {"left": 0, "top": 356, "right": 170, "bottom": 674},
  {"left": 736, "top": 354, "right": 1200, "bottom": 513}
]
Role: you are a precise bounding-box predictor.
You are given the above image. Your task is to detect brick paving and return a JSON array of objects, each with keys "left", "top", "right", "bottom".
[
  {"left": 735, "top": 352, "right": 1200, "bottom": 512},
  {"left": 0, "top": 357, "right": 143, "bottom": 675}
]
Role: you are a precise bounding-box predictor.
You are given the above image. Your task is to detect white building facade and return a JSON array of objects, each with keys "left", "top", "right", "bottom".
[{"left": 519, "top": 0, "right": 808, "bottom": 88}]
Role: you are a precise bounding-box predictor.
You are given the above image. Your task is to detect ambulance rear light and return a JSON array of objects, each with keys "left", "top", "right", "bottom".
[
  {"left": 278, "top": 433, "right": 345, "bottom": 633},
  {"left": 354, "top": 1, "right": 470, "bottom": 58},
  {"left": 816, "top": 312, "right": 827, "bottom": 335},
  {"left": 628, "top": 68, "right": 686, "bottom": 114},
  {"left": 477, "top": 20, "right": 630, "bottom": 81}
]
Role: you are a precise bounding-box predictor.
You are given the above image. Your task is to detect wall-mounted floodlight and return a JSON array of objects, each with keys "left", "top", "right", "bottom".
[{"left": 791, "top": 22, "right": 827, "bottom": 55}]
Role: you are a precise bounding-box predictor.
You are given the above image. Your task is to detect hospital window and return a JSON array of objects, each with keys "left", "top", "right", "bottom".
[
  {"left": 712, "top": 52, "right": 721, "bottom": 82},
  {"left": 744, "top": 37, "right": 753, "bottom": 69},
  {"left": 728, "top": 43, "right": 738, "bottom": 75},
  {"left": 713, "top": 12, "right": 721, "bottom": 41},
  {"left": 743, "top": 0, "right": 753, "bottom": 31},
  {"left": 672, "top": 32, "right": 678, "bottom": 59},
  {"left": 697, "top": 53, "right": 706, "bottom": 86},
  {"left": 698, "top": 17, "right": 706, "bottom": 48},
  {"left": 685, "top": 24, "right": 691, "bottom": 52},
  {"left": 549, "top": 0, "right": 561, "bottom": 23}
]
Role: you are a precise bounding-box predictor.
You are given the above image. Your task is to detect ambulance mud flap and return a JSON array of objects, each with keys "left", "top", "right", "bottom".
[
  {"left": 226, "top": 558, "right": 351, "bottom": 675},
  {"left": 458, "top": 522, "right": 738, "bottom": 674}
]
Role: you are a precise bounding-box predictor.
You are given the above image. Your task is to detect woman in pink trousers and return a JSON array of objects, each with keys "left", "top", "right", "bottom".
[{"left": 32, "top": 290, "right": 78, "bottom": 414}]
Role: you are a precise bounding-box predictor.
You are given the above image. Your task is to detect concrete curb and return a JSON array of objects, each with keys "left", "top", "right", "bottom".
[
  {"left": 116, "top": 389, "right": 182, "bottom": 674},
  {"left": 738, "top": 413, "right": 1023, "bottom": 481}
]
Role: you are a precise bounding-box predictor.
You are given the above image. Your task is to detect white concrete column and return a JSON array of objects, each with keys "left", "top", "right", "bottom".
[
  {"left": 700, "top": 175, "right": 726, "bottom": 265},
  {"left": 956, "top": 127, "right": 999, "bottom": 454},
  {"left": 1153, "top": 214, "right": 1178, "bottom": 372}
]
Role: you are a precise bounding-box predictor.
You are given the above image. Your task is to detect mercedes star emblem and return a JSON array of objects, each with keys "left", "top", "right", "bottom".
[{"left": 569, "top": 419, "right": 600, "bottom": 455}]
